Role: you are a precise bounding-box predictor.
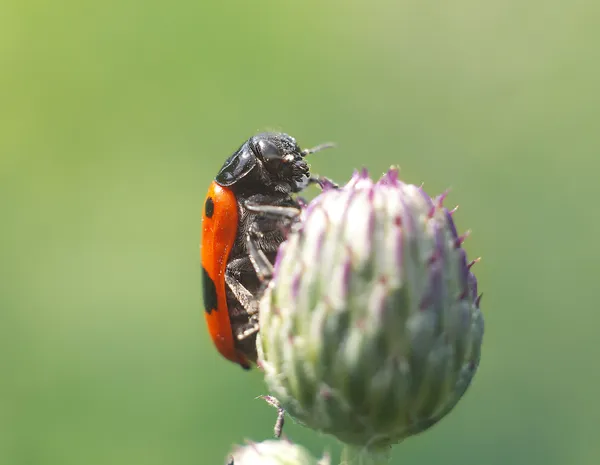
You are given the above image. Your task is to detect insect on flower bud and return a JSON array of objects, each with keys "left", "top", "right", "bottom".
[
  {"left": 257, "top": 168, "right": 484, "bottom": 450},
  {"left": 227, "top": 439, "right": 329, "bottom": 465}
]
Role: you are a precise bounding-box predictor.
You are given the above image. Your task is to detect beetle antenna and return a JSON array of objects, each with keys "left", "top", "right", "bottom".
[{"left": 301, "top": 142, "right": 336, "bottom": 157}]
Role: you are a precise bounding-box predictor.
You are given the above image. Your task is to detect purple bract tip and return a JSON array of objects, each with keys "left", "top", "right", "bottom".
[
  {"left": 359, "top": 167, "right": 369, "bottom": 179},
  {"left": 377, "top": 167, "right": 400, "bottom": 186},
  {"left": 436, "top": 190, "right": 450, "bottom": 208},
  {"left": 346, "top": 169, "right": 362, "bottom": 188},
  {"left": 468, "top": 257, "right": 481, "bottom": 270},
  {"left": 475, "top": 292, "right": 483, "bottom": 308},
  {"left": 456, "top": 248, "right": 469, "bottom": 294},
  {"left": 427, "top": 205, "right": 436, "bottom": 219},
  {"left": 319, "top": 177, "right": 337, "bottom": 192},
  {"left": 444, "top": 209, "right": 459, "bottom": 240},
  {"left": 455, "top": 230, "right": 471, "bottom": 248},
  {"left": 418, "top": 185, "right": 434, "bottom": 209}
]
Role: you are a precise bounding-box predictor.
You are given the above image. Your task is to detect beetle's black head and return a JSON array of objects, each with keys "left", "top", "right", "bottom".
[
  {"left": 251, "top": 132, "right": 310, "bottom": 192},
  {"left": 215, "top": 132, "right": 311, "bottom": 193}
]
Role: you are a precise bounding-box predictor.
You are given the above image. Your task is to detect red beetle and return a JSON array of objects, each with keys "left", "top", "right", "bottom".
[{"left": 201, "top": 132, "right": 335, "bottom": 369}]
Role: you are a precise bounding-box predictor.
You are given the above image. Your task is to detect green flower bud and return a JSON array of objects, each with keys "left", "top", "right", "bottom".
[
  {"left": 257, "top": 168, "right": 484, "bottom": 450},
  {"left": 227, "top": 439, "right": 329, "bottom": 465}
]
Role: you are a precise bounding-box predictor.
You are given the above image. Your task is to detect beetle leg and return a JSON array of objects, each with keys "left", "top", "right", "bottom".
[
  {"left": 308, "top": 174, "right": 339, "bottom": 190},
  {"left": 246, "top": 222, "right": 275, "bottom": 282},
  {"left": 236, "top": 316, "right": 260, "bottom": 340},
  {"left": 224, "top": 272, "right": 259, "bottom": 316},
  {"left": 301, "top": 141, "right": 336, "bottom": 157},
  {"left": 244, "top": 202, "right": 302, "bottom": 219},
  {"left": 224, "top": 271, "right": 260, "bottom": 342},
  {"left": 274, "top": 405, "right": 285, "bottom": 438},
  {"left": 260, "top": 395, "right": 286, "bottom": 438}
]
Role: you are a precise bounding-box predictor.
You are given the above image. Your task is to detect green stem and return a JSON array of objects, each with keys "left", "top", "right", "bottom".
[{"left": 339, "top": 445, "right": 391, "bottom": 465}]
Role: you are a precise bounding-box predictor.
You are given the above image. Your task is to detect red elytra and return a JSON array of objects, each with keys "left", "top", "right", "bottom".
[{"left": 201, "top": 181, "right": 251, "bottom": 369}]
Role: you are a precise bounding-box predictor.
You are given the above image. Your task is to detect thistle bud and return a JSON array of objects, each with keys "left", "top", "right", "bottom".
[
  {"left": 227, "top": 439, "right": 329, "bottom": 465},
  {"left": 257, "top": 168, "right": 484, "bottom": 450}
]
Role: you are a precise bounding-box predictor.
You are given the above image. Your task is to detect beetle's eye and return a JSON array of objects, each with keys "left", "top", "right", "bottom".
[{"left": 257, "top": 140, "right": 281, "bottom": 161}]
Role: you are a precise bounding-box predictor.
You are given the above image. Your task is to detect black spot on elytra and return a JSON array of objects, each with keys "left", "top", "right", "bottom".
[
  {"left": 205, "top": 197, "right": 215, "bottom": 218},
  {"left": 202, "top": 267, "right": 218, "bottom": 314}
]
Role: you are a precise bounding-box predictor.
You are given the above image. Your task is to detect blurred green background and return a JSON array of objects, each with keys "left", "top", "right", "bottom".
[{"left": 1, "top": 0, "right": 598, "bottom": 464}]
